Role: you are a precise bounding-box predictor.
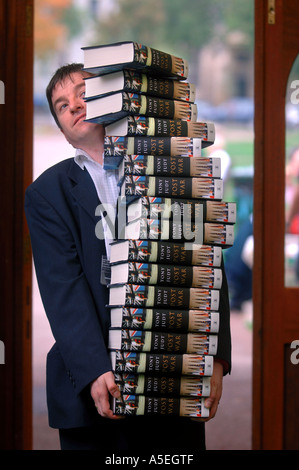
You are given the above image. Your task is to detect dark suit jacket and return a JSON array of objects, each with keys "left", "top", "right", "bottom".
[{"left": 25, "top": 157, "right": 231, "bottom": 430}]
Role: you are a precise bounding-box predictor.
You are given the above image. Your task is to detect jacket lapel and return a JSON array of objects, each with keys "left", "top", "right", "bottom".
[{"left": 67, "top": 159, "right": 101, "bottom": 223}]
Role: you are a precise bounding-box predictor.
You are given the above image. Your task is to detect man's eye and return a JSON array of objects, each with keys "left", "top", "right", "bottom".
[
  {"left": 80, "top": 91, "right": 85, "bottom": 98},
  {"left": 60, "top": 103, "right": 67, "bottom": 112}
]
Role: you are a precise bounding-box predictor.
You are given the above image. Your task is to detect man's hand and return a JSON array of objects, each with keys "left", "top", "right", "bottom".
[
  {"left": 190, "top": 360, "right": 223, "bottom": 422},
  {"left": 204, "top": 360, "right": 223, "bottom": 421},
  {"left": 90, "top": 371, "right": 123, "bottom": 419}
]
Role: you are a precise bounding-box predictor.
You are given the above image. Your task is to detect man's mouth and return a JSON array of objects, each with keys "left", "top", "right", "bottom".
[{"left": 73, "top": 113, "right": 86, "bottom": 126}]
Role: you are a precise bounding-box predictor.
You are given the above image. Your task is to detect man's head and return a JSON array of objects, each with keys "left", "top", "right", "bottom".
[
  {"left": 46, "top": 63, "right": 85, "bottom": 129},
  {"left": 46, "top": 63, "right": 104, "bottom": 155}
]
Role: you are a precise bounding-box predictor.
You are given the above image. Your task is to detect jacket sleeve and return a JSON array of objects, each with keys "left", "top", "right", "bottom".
[
  {"left": 25, "top": 185, "right": 112, "bottom": 394},
  {"left": 215, "top": 260, "right": 232, "bottom": 375}
]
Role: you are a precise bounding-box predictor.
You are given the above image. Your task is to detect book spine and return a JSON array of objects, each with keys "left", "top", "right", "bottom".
[
  {"left": 104, "top": 136, "right": 202, "bottom": 157},
  {"left": 122, "top": 175, "right": 223, "bottom": 200},
  {"left": 110, "top": 307, "right": 219, "bottom": 333},
  {"left": 122, "top": 71, "right": 195, "bottom": 102},
  {"left": 135, "top": 43, "right": 188, "bottom": 79},
  {"left": 112, "top": 240, "right": 222, "bottom": 267},
  {"left": 126, "top": 197, "right": 236, "bottom": 224},
  {"left": 112, "top": 394, "right": 209, "bottom": 417},
  {"left": 116, "top": 262, "right": 222, "bottom": 289},
  {"left": 120, "top": 155, "right": 220, "bottom": 178},
  {"left": 123, "top": 218, "right": 234, "bottom": 247},
  {"left": 106, "top": 117, "right": 214, "bottom": 142},
  {"left": 121, "top": 92, "right": 197, "bottom": 121},
  {"left": 109, "top": 284, "right": 220, "bottom": 310},
  {"left": 114, "top": 373, "right": 211, "bottom": 397},
  {"left": 110, "top": 350, "right": 214, "bottom": 376},
  {"left": 108, "top": 328, "right": 218, "bottom": 355}
]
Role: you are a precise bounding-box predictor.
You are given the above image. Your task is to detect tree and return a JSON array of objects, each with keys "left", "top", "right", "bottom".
[
  {"left": 92, "top": 0, "right": 254, "bottom": 61},
  {"left": 34, "top": 0, "right": 85, "bottom": 60}
]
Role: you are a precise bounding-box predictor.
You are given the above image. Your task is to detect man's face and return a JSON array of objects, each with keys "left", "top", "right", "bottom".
[{"left": 51, "top": 71, "right": 101, "bottom": 148}]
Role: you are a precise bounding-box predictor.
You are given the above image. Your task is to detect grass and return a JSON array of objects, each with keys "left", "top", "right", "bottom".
[{"left": 226, "top": 140, "right": 254, "bottom": 168}]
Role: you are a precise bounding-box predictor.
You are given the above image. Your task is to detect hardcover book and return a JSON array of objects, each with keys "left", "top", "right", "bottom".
[
  {"left": 108, "top": 328, "right": 218, "bottom": 356},
  {"left": 117, "top": 154, "right": 221, "bottom": 178},
  {"left": 84, "top": 69, "right": 196, "bottom": 101},
  {"left": 110, "top": 350, "right": 214, "bottom": 376},
  {"left": 120, "top": 175, "right": 223, "bottom": 200},
  {"left": 109, "top": 240, "right": 222, "bottom": 267},
  {"left": 114, "top": 372, "right": 211, "bottom": 397},
  {"left": 108, "top": 283, "right": 220, "bottom": 311},
  {"left": 104, "top": 136, "right": 203, "bottom": 157},
  {"left": 112, "top": 394, "right": 209, "bottom": 417},
  {"left": 105, "top": 116, "right": 214, "bottom": 140},
  {"left": 82, "top": 41, "right": 189, "bottom": 79},
  {"left": 125, "top": 197, "right": 236, "bottom": 224},
  {"left": 85, "top": 91, "right": 197, "bottom": 125},
  {"left": 110, "top": 261, "right": 223, "bottom": 289},
  {"left": 109, "top": 307, "right": 220, "bottom": 333},
  {"left": 120, "top": 217, "right": 235, "bottom": 247}
]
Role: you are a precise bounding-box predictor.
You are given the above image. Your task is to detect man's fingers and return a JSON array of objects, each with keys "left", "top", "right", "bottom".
[
  {"left": 202, "top": 361, "right": 223, "bottom": 421},
  {"left": 104, "top": 372, "right": 121, "bottom": 398},
  {"left": 90, "top": 371, "right": 123, "bottom": 419}
]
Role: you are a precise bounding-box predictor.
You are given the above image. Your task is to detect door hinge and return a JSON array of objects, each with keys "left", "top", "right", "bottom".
[{"left": 268, "top": 0, "right": 275, "bottom": 24}]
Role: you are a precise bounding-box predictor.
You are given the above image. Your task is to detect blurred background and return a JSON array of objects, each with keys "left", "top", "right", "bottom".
[{"left": 32, "top": 0, "right": 258, "bottom": 450}]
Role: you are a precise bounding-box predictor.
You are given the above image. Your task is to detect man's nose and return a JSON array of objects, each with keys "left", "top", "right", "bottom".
[{"left": 69, "top": 96, "right": 84, "bottom": 113}]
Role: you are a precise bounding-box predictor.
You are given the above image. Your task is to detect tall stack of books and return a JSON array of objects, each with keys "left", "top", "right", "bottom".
[{"left": 82, "top": 41, "right": 236, "bottom": 418}]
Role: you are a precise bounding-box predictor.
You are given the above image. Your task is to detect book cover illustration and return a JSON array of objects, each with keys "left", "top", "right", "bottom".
[
  {"left": 112, "top": 394, "right": 209, "bottom": 417},
  {"left": 109, "top": 307, "right": 220, "bottom": 333},
  {"left": 110, "top": 350, "right": 214, "bottom": 376},
  {"left": 114, "top": 372, "right": 211, "bottom": 397}
]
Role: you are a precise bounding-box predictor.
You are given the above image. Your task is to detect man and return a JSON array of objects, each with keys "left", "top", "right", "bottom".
[{"left": 25, "top": 63, "right": 231, "bottom": 451}]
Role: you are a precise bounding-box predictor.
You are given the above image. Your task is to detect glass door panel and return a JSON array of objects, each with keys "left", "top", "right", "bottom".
[{"left": 285, "top": 54, "right": 299, "bottom": 287}]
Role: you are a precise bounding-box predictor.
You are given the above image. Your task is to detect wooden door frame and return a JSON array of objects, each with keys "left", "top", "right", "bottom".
[
  {"left": 0, "top": 0, "right": 33, "bottom": 450},
  {"left": 253, "top": 0, "right": 299, "bottom": 450}
]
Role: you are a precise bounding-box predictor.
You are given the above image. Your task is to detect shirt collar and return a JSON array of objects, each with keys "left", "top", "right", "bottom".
[{"left": 74, "top": 148, "right": 103, "bottom": 170}]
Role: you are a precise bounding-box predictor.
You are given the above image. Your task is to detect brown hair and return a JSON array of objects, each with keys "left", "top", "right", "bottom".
[{"left": 46, "top": 63, "right": 84, "bottom": 129}]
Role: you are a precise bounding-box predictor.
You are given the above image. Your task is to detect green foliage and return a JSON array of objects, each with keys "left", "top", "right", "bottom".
[
  {"left": 93, "top": 0, "right": 167, "bottom": 49},
  {"left": 93, "top": 0, "right": 254, "bottom": 60},
  {"left": 60, "top": 4, "right": 87, "bottom": 40},
  {"left": 227, "top": 140, "right": 254, "bottom": 167},
  {"left": 222, "top": 0, "right": 254, "bottom": 45}
]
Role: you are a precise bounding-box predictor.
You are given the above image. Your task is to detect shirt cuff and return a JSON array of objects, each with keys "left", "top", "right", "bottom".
[{"left": 214, "top": 357, "right": 230, "bottom": 375}]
